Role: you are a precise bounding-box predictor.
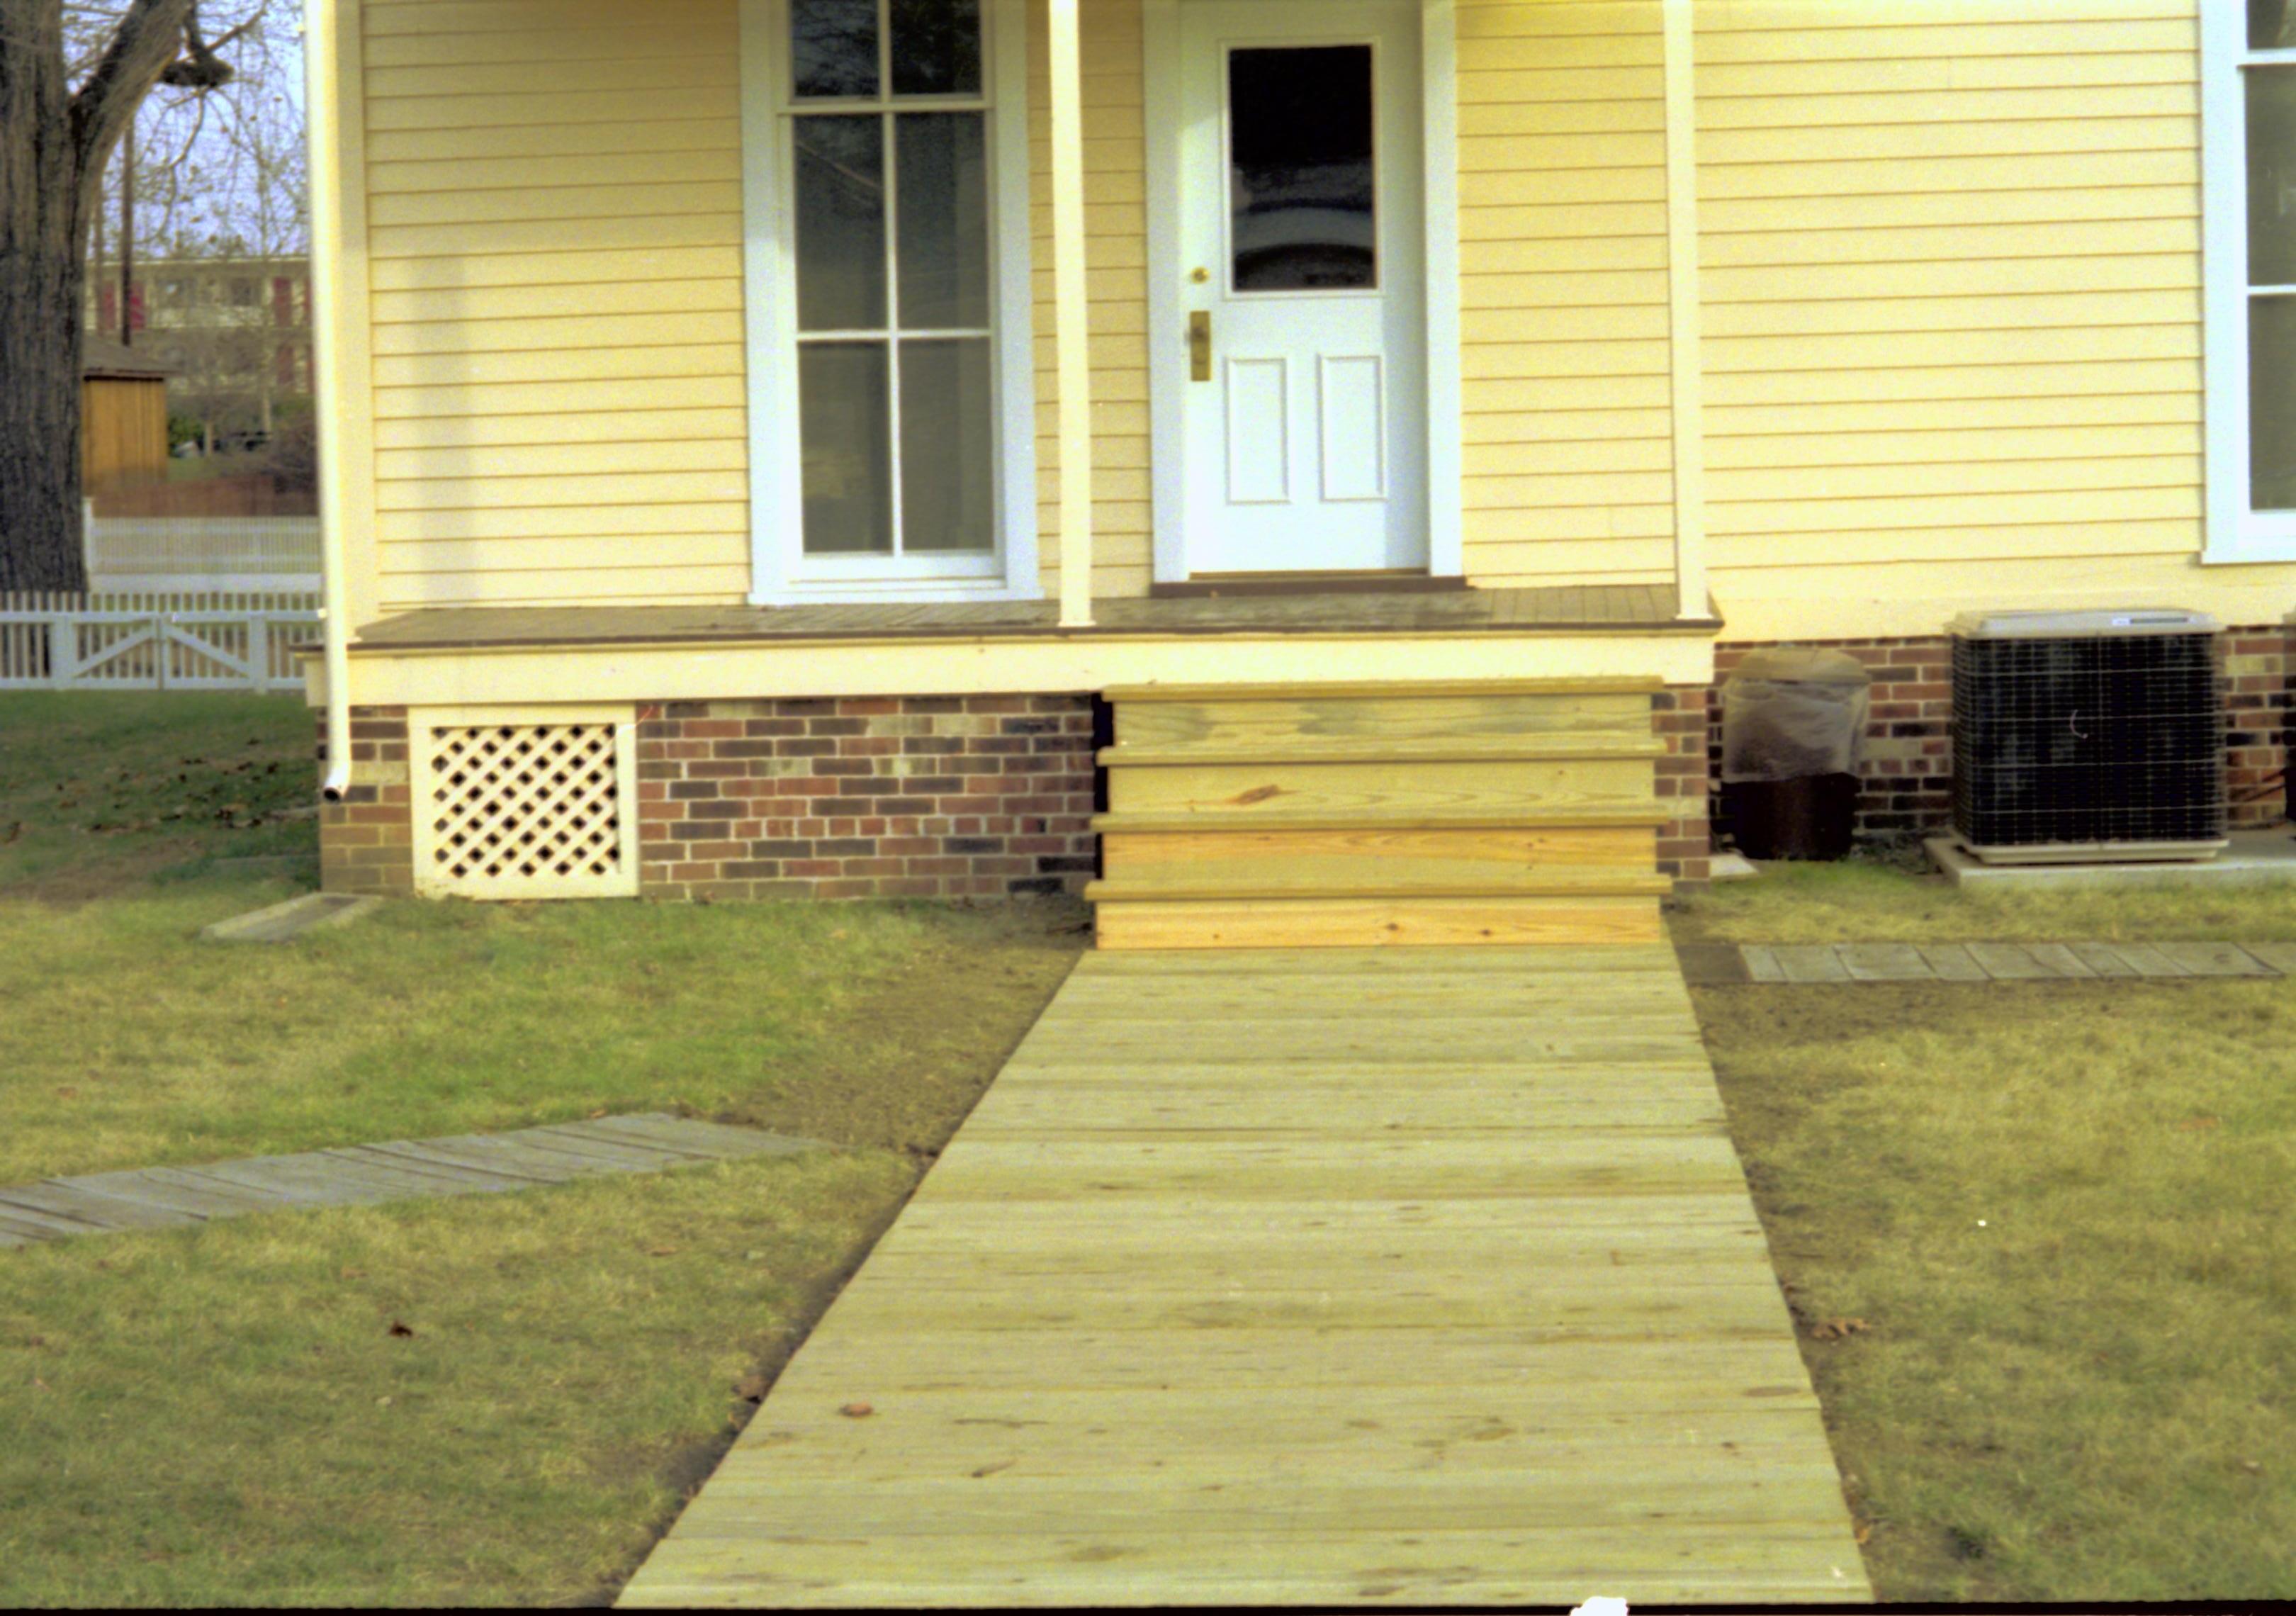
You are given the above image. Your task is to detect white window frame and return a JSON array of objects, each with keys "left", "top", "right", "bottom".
[
  {"left": 740, "top": 0, "right": 1040, "bottom": 603},
  {"left": 2203, "top": 3, "right": 2296, "bottom": 563}
]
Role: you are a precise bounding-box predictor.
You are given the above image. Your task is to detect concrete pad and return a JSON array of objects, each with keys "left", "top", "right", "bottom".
[
  {"left": 2241, "top": 941, "right": 2296, "bottom": 974},
  {"left": 1772, "top": 945, "right": 1852, "bottom": 984},
  {"left": 1915, "top": 944, "right": 1990, "bottom": 982},
  {"left": 2151, "top": 941, "right": 2276, "bottom": 977},
  {"left": 1838, "top": 943, "right": 1934, "bottom": 982},
  {"left": 1928, "top": 829, "right": 2296, "bottom": 890},
  {"left": 202, "top": 892, "right": 381, "bottom": 945},
  {"left": 1965, "top": 942, "right": 2061, "bottom": 981},
  {"left": 2067, "top": 942, "right": 2142, "bottom": 979}
]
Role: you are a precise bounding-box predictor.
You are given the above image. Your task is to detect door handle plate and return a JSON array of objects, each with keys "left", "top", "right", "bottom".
[{"left": 1189, "top": 311, "right": 1212, "bottom": 383}]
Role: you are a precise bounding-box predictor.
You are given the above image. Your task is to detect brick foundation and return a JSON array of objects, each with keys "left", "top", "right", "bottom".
[
  {"left": 1705, "top": 625, "right": 2293, "bottom": 851},
  {"left": 634, "top": 694, "right": 1098, "bottom": 902},
  {"left": 317, "top": 706, "right": 415, "bottom": 897},
  {"left": 1654, "top": 687, "right": 1713, "bottom": 887}
]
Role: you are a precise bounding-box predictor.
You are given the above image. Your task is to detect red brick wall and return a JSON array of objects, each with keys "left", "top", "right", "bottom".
[
  {"left": 1655, "top": 687, "right": 1712, "bottom": 887},
  {"left": 634, "top": 695, "right": 1098, "bottom": 902},
  {"left": 317, "top": 706, "right": 413, "bottom": 897},
  {"left": 1705, "top": 626, "right": 2292, "bottom": 849}
]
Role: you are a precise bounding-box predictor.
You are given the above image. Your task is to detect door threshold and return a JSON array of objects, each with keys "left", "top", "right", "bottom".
[{"left": 1149, "top": 572, "right": 1468, "bottom": 600}]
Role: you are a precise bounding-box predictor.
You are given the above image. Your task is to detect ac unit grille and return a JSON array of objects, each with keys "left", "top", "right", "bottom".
[{"left": 1951, "top": 632, "right": 2226, "bottom": 851}]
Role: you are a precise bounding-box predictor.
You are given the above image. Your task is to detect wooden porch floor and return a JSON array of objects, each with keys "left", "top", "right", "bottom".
[
  {"left": 617, "top": 946, "right": 1871, "bottom": 1608},
  {"left": 355, "top": 583, "right": 1711, "bottom": 650}
]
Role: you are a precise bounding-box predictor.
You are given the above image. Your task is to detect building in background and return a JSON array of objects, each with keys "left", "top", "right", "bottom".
[{"left": 91, "top": 255, "right": 313, "bottom": 454}]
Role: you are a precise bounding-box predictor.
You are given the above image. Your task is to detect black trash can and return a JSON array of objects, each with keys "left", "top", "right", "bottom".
[{"left": 1721, "top": 649, "right": 1872, "bottom": 861}]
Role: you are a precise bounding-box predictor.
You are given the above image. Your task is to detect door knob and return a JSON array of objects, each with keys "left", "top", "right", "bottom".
[{"left": 1189, "top": 310, "right": 1212, "bottom": 382}]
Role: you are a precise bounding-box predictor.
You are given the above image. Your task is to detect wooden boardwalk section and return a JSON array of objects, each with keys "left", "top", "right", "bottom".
[
  {"left": 620, "top": 947, "right": 1871, "bottom": 1607},
  {"left": 0, "top": 1116, "right": 814, "bottom": 1249}
]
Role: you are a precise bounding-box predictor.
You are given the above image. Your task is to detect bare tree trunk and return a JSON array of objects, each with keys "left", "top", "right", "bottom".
[
  {"left": 0, "top": 0, "right": 201, "bottom": 591},
  {"left": 0, "top": 4, "right": 89, "bottom": 593}
]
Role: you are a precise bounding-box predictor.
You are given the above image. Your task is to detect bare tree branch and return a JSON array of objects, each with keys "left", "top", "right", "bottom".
[{"left": 68, "top": 0, "right": 197, "bottom": 225}]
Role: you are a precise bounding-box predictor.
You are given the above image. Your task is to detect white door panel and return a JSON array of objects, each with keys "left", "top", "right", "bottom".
[{"left": 1176, "top": 0, "right": 1427, "bottom": 574}]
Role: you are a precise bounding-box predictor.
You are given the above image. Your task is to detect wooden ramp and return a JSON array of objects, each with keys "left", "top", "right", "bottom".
[{"left": 619, "top": 947, "right": 1872, "bottom": 1607}]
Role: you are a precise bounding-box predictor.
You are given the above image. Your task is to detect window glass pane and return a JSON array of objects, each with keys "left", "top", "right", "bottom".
[
  {"left": 2256, "top": 0, "right": 2296, "bottom": 51},
  {"left": 801, "top": 342, "right": 894, "bottom": 554},
  {"left": 2253, "top": 69, "right": 2296, "bottom": 284},
  {"left": 2254, "top": 298, "right": 2296, "bottom": 511},
  {"left": 891, "top": 0, "right": 981, "bottom": 96},
  {"left": 1229, "top": 45, "right": 1376, "bottom": 293},
  {"left": 896, "top": 113, "right": 991, "bottom": 328},
  {"left": 795, "top": 116, "right": 887, "bottom": 330},
  {"left": 900, "top": 340, "right": 995, "bottom": 552},
  {"left": 792, "top": 0, "right": 879, "bottom": 99}
]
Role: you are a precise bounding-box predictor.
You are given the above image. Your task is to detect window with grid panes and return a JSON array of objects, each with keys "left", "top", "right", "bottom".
[
  {"left": 2206, "top": 1, "right": 2296, "bottom": 556},
  {"left": 786, "top": 0, "right": 997, "bottom": 561}
]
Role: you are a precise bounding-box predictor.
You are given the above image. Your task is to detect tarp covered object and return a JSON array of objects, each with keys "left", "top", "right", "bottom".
[{"left": 1721, "top": 648, "right": 1872, "bottom": 784}]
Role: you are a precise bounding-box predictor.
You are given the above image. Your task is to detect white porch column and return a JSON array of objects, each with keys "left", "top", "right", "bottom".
[
  {"left": 1048, "top": 0, "right": 1096, "bottom": 627},
  {"left": 1662, "top": 0, "right": 1709, "bottom": 622}
]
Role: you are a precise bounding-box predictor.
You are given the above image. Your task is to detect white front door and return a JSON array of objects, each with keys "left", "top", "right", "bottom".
[{"left": 1176, "top": 0, "right": 1427, "bottom": 575}]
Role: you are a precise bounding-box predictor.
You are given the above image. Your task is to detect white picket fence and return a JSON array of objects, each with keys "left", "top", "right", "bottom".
[
  {"left": 84, "top": 509, "right": 322, "bottom": 593},
  {"left": 0, "top": 589, "right": 322, "bottom": 693}
]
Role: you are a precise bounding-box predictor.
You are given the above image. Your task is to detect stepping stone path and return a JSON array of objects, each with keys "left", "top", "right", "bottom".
[
  {"left": 0, "top": 1115, "right": 821, "bottom": 1250},
  {"left": 1680, "top": 939, "right": 2296, "bottom": 986}
]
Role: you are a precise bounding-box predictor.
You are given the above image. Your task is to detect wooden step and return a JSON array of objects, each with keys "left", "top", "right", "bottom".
[
  {"left": 1099, "top": 733, "right": 1664, "bottom": 768},
  {"left": 1093, "top": 806, "right": 1674, "bottom": 834},
  {"left": 1114, "top": 690, "right": 1658, "bottom": 751},
  {"left": 1101, "top": 824, "right": 1659, "bottom": 892},
  {"left": 1088, "top": 875, "right": 1673, "bottom": 903},
  {"left": 1103, "top": 677, "right": 1664, "bottom": 702},
  {"left": 1093, "top": 894, "right": 1666, "bottom": 951},
  {"left": 1107, "top": 756, "right": 1661, "bottom": 819}
]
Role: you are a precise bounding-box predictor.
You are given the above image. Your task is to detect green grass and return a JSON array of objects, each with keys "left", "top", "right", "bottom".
[
  {"left": 0, "top": 692, "right": 1088, "bottom": 1603},
  {"left": 0, "top": 692, "right": 321, "bottom": 896},
  {"left": 1695, "top": 950, "right": 2296, "bottom": 1598},
  {"left": 1677, "top": 848, "right": 2296, "bottom": 944}
]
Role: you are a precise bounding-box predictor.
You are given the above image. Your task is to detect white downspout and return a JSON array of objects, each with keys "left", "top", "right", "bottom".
[{"left": 305, "top": 0, "right": 353, "bottom": 799}]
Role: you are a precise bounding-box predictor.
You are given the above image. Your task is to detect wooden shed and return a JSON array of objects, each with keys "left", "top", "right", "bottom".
[{"left": 81, "top": 338, "right": 174, "bottom": 494}]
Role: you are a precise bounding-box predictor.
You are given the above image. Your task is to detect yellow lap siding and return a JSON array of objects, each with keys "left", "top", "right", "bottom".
[
  {"left": 1458, "top": 1, "right": 1677, "bottom": 593},
  {"left": 1695, "top": 1, "right": 2220, "bottom": 634},
  {"left": 1031, "top": 0, "right": 1151, "bottom": 602},
  {"left": 362, "top": 0, "right": 750, "bottom": 613}
]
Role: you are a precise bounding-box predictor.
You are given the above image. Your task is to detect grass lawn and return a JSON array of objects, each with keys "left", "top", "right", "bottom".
[
  {"left": 1678, "top": 860, "right": 2296, "bottom": 1600},
  {"left": 0, "top": 694, "right": 1087, "bottom": 1604}
]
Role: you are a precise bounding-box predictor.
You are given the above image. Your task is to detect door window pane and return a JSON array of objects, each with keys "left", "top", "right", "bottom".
[
  {"left": 896, "top": 113, "right": 991, "bottom": 328},
  {"left": 801, "top": 342, "right": 894, "bottom": 554},
  {"left": 1228, "top": 45, "right": 1376, "bottom": 293},
  {"left": 2254, "top": 298, "right": 2296, "bottom": 511},
  {"left": 2256, "top": 0, "right": 2296, "bottom": 51},
  {"left": 795, "top": 116, "right": 887, "bottom": 330},
  {"left": 891, "top": 0, "right": 981, "bottom": 97},
  {"left": 900, "top": 340, "right": 996, "bottom": 552},
  {"left": 792, "top": 0, "right": 879, "bottom": 99}
]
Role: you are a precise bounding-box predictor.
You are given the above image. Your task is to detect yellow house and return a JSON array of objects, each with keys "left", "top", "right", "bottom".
[{"left": 306, "top": 0, "right": 2295, "bottom": 945}]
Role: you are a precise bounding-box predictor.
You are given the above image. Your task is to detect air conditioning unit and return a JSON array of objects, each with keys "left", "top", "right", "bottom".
[{"left": 1949, "top": 609, "right": 2227, "bottom": 865}]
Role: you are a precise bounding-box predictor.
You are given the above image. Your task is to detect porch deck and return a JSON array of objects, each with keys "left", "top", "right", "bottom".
[
  {"left": 352, "top": 583, "right": 1712, "bottom": 651},
  {"left": 617, "top": 946, "right": 1870, "bottom": 1607}
]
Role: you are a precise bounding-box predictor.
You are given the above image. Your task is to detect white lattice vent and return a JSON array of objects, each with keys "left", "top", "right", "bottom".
[{"left": 412, "top": 707, "right": 640, "bottom": 901}]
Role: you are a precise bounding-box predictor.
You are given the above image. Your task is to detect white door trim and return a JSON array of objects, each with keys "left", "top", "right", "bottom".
[{"left": 1144, "top": 0, "right": 1461, "bottom": 584}]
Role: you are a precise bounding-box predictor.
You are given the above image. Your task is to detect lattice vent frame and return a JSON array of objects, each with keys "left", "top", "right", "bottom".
[{"left": 410, "top": 705, "right": 641, "bottom": 901}]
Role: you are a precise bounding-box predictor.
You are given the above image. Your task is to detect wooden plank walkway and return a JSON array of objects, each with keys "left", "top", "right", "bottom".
[
  {"left": 1682, "top": 939, "right": 2295, "bottom": 986},
  {"left": 619, "top": 947, "right": 1870, "bottom": 1607},
  {"left": 0, "top": 1116, "right": 814, "bottom": 1249}
]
